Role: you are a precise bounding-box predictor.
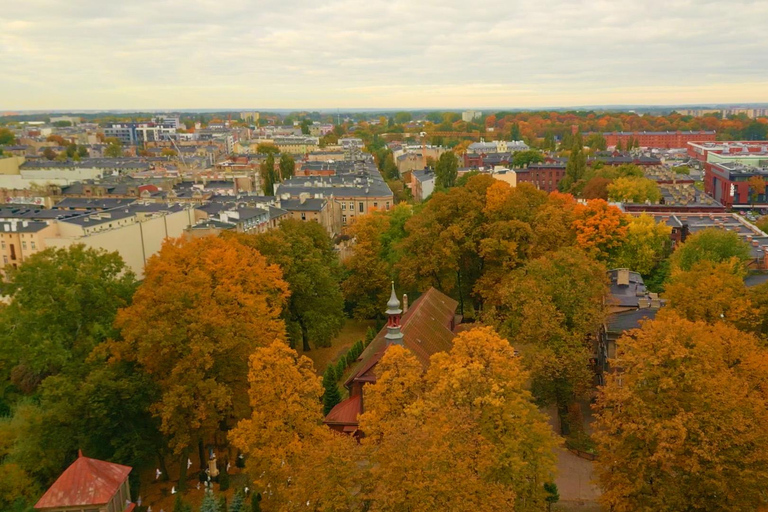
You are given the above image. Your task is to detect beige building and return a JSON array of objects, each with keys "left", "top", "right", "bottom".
[
  {"left": 278, "top": 194, "right": 342, "bottom": 236},
  {"left": 0, "top": 220, "right": 59, "bottom": 274}
]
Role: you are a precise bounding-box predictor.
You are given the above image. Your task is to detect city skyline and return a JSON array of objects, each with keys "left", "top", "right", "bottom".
[{"left": 2, "top": 0, "right": 767, "bottom": 110}]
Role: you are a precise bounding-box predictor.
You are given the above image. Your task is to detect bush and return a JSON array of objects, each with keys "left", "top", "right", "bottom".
[
  {"left": 173, "top": 495, "right": 192, "bottom": 512},
  {"left": 335, "top": 359, "right": 346, "bottom": 379},
  {"left": 251, "top": 492, "right": 262, "bottom": 512}
]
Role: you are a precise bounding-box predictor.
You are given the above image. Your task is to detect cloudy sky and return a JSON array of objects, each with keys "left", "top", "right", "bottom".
[{"left": 2, "top": 0, "right": 767, "bottom": 110}]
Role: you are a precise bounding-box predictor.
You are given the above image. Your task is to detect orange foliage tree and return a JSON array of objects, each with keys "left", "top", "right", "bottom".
[
  {"left": 571, "top": 199, "right": 628, "bottom": 261},
  {"left": 113, "top": 236, "right": 289, "bottom": 487},
  {"left": 360, "top": 328, "right": 558, "bottom": 512},
  {"left": 593, "top": 313, "right": 768, "bottom": 512}
]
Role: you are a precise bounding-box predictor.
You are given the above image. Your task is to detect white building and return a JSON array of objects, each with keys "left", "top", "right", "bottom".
[{"left": 462, "top": 110, "right": 482, "bottom": 122}]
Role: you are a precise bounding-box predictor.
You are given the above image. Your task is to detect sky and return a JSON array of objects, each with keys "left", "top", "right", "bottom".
[{"left": 2, "top": 0, "right": 768, "bottom": 111}]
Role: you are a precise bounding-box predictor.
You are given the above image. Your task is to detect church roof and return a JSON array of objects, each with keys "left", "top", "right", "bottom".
[
  {"left": 344, "top": 287, "right": 458, "bottom": 389},
  {"left": 324, "top": 394, "right": 362, "bottom": 427},
  {"left": 34, "top": 453, "right": 131, "bottom": 509}
]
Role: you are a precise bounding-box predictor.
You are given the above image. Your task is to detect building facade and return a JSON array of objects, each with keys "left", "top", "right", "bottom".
[{"left": 599, "top": 131, "right": 716, "bottom": 149}]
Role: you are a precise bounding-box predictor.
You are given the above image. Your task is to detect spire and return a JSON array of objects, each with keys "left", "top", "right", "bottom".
[{"left": 384, "top": 281, "right": 404, "bottom": 345}]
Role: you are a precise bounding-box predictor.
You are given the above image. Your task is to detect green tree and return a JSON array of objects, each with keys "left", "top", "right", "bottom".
[
  {"left": 235, "top": 220, "right": 344, "bottom": 350},
  {"left": 611, "top": 214, "right": 671, "bottom": 275},
  {"left": 174, "top": 494, "right": 193, "bottom": 512},
  {"left": 229, "top": 490, "right": 245, "bottom": 512},
  {"left": 104, "top": 140, "right": 123, "bottom": 158},
  {"left": 0, "top": 245, "right": 137, "bottom": 385},
  {"left": 435, "top": 151, "right": 458, "bottom": 189},
  {"left": 606, "top": 176, "right": 661, "bottom": 203},
  {"left": 670, "top": 228, "right": 752, "bottom": 271},
  {"left": 394, "top": 112, "right": 412, "bottom": 124},
  {"left": 300, "top": 119, "right": 311, "bottom": 135},
  {"left": 278, "top": 153, "right": 295, "bottom": 180},
  {"left": 322, "top": 366, "right": 342, "bottom": 415},
  {"left": 255, "top": 143, "right": 279, "bottom": 155},
  {"left": 561, "top": 134, "right": 586, "bottom": 191},
  {"left": 0, "top": 128, "right": 15, "bottom": 145},
  {"left": 261, "top": 153, "right": 276, "bottom": 195},
  {"left": 585, "top": 133, "right": 607, "bottom": 151},
  {"left": 512, "top": 149, "right": 544, "bottom": 167},
  {"left": 510, "top": 122, "right": 521, "bottom": 141},
  {"left": 200, "top": 491, "right": 221, "bottom": 512}
]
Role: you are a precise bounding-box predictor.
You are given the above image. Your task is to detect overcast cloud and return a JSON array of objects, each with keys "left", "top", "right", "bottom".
[{"left": 1, "top": 0, "right": 767, "bottom": 110}]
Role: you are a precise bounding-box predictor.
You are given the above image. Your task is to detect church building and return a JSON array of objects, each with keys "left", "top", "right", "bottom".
[{"left": 324, "top": 284, "right": 461, "bottom": 434}]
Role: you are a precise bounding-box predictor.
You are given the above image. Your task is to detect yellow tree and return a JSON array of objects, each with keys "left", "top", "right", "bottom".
[
  {"left": 360, "top": 328, "right": 558, "bottom": 512},
  {"left": 113, "top": 236, "right": 289, "bottom": 487},
  {"left": 611, "top": 214, "right": 671, "bottom": 274},
  {"left": 342, "top": 212, "right": 392, "bottom": 319},
  {"left": 593, "top": 313, "right": 768, "bottom": 512},
  {"left": 230, "top": 341, "right": 359, "bottom": 511},
  {"left": 606, "top": 176, "right": 661, "bottom": 203},
  {"left": 663, "top": 259, "right": 759, "bottom": 331}
]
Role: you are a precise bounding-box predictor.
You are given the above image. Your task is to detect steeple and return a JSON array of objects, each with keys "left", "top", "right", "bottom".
[{"left": 384, "top": 281, "right": 404, "bottom": 345}]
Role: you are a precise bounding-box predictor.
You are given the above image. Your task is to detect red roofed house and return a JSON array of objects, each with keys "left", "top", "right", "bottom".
[
  {"left": 324, "top": 284, "right": 460, "bottom": 434},
  {"left": 35, "top": 451, "right": 133, "bottom": 512}
]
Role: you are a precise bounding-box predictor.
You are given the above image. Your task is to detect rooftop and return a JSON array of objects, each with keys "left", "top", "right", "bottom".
[{"left": 34, "top": 453, "right": 131, "bottom": 509}]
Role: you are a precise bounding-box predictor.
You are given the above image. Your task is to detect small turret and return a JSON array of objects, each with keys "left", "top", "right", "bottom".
[{"left": 384, "top": 281, "right": 404, "bottom": 345}]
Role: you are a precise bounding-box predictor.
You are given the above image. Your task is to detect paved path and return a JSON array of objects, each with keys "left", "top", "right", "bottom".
[{"left": 555, "top": 447, "right": 602, "bottom": 504}]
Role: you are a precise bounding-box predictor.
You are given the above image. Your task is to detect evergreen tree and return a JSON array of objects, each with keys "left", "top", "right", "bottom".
[
  {"left": 261, "top": 154, "right": 276, "bottom": 195},
  {"left": 510, "top": 122, "right": 521, "bottom": 141},
  {"left": 322, "top": 365, "right": 342, "bottom": 415},
  {"left": 435, "top": 152, "right": 458, "bottom": 189},
  {"left": 174, "top": 495, "right": 193, "bottom": 512},
  {"left": 218, "top": 466, "right": 230, "bottom": 491},
  {"left": 200, "top": 491, "right": 220, "bottom": 512},
  {"left": 251, "top": 492, "right": 262, "bottom": 512},
  {"left": 218, "top": 495, "right": 228, "bottom": 512},
  {"left": 544, "top": 482, "right": 560, "bottom": 511},
  {"left": 615, "top": 138, "right": 623, "bottom": 151},
  {"left": 336, "top": 359, "right": 347, "bottom": 380},
  {"left": 230, "top": 490, "right": 245, "bottom": 512},
  {"left": 564, "top": 133, "right": 586, "bottom": 186},
  {"left": 365, "top": 326, "right": 377, "bottom": 346}
]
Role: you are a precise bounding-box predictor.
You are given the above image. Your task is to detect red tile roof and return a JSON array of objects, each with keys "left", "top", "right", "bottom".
[
  {"left": 324, "top": 394, "right": 362, "bottom": 426},
  {"left": 34, "top": 453, "right": 132, "bottom": 509}
]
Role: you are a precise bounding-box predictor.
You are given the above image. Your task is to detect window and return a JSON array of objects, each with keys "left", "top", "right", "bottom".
[
  {"left": 373, "top": 202, "right": 378, "bottom": 208},
  {"left": 2, "top": 256, "right": 6, "bottom": 264},
  {"left": 22, "top": 242, "right": 26, "bottom": 250},
  {"left": 341, "top": 203, "right": 346, "bottom": 210},
  {"left": 1, "top": 241, "right": 4, "bottom": 249},
  {"left": 30, "top": 241, "right": 36, "bottom": 250},
  {"left": 342, "top": 215, "right": 347, "bottom": 224},
  {"left": 301, "top": 213, "right": 306, "bottom": 220},
  {"left": 359, "top": 202, "right": 364, "bottom": 213},
  {"left": 386, "top": 202, "right": 390, "bottom": 210}
]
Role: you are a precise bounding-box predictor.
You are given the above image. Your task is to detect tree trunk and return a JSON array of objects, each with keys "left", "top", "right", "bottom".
[
  {"left": 198, "top": 439, "right": 206, "bottom": 472},
  {"left": 300, "top": 320, "right": 310, "bottom": 352},
  {"left": 178, "top": 448, "right": 189, "bottom": 492},
  {"left": 156, "top": 448, "right": 169, "bottom": 482}
]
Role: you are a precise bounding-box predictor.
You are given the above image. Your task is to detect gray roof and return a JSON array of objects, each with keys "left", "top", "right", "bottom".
[
  {"left": 0, "top": 220, "right": 50, "bottom": 233},
  {"left": 21, "top": 158, "right": 150, "bottom": 170},
  {"left": 280, "top": 198, "right": 326, "bottom": 212}
]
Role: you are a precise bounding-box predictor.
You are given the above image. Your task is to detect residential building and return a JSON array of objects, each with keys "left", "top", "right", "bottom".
[
  {"left": 324, "top": 285, "right": 460, "bottom": 434},
  {"left": 0, "top": 220, "right": 58, "bottom": 273},
  {"left": 240, "top": 112, "right": 260, "bottom": 123},
  {"left": 279, "top": 194, "right": 342, "bottom": 236},
  {"left": 273, "top": 136, "right": 319, "bottom": 155},
  {"left": 461, "top": 110, "right": 482, "bottom": 122},
  {"left": 598, "top": 131, "right": 716, "bottom": 149},
  {"left": 34, "top": 451, "right": 133, "bottom": 512},
  {"left": 512, "top": 163, "right": 566, "bottom": 193},
  {"left": 275, "top": 170, "right": 394, "bottom": 227},
  {"left": 410, "top": 168, "right": 436, "bottom": 201}
]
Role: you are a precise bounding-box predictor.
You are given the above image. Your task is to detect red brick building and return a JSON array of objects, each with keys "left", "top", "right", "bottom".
[
  {"left": 35, "top": 451, "right": 134, "bottom": 512},
  {"left": 598, "top": 131, "right": 716, "bottom": 149},
  {"left": 513, "top": 163, "right": 566, "bottom": 193},
  {"left": 324, "top": 285, "right": 459, "bottom": 434},
  {"left": 704, "top": 162, "right": 768, "bottom": 208}
]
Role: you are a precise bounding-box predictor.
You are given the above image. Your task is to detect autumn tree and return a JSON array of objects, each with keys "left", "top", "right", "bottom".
[
  {"left": 342, "top": 212, "right": 397, "bottom": 319},
  {"left": 593, "top": 313, "right": 768, "bottom": 512},
  {"left": 278, "top": 153, "right": 295, "bottom": 180},
  {"left": 482, "top": 247, "right": 607, "bottom": 412},
  {"left": 114, "top": 236, "right": 289, "bottom": 488},
  {"left": 104, "top": 139, "right": 123, "bottom": 158},
  {"left": 360, "top": 328, "right": 558, "bottom": 512},
  {"left": 611, "top": 214, "right": 671, "bottom": 275},
  {"left": 235, "top": 219, "right": 344, "bottom": 351},
  {"left": 581, "top": 177, "right": 611, "bottom": 200},
  {"left": 230, "top": 341, "right": 359, "bottom": 511},
  {"left": 0, "top": 128, "right": 15, "bottom": 145},
  {"left": 606, "top": 176, "right": 661, "bottom": 203},
  {"left": 670, "top": 228, "right": 752, "bottom": 271},
  {"left": 434, "top": 151, "right": 458, "bottom": 189},
  {"left": 571, "top": 199, "right": 628, "bottom": 261},
  {"left": 663, "top": 259, "right": 758, "bottom": 331},
  {"left": 748, "top": 175, "right": 766, "bottom": 205},
  {"left": 255, "top": 143, "right": 279, "bottom": 155}
]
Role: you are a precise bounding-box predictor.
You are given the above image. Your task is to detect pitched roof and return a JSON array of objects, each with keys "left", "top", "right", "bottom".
[
  {"left": 34, "top": 454, "right": 131, "bottom": 509},
  {"left": 344, "top": 287, "right": 458, "bottom": 389},
  {"left": 324, "top": 394, "right": 362, "bottom": 426}
]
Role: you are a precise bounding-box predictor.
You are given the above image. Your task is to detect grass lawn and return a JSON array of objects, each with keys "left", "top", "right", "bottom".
[{"left": 301, "top": 318, "right": 376, "bottom": 375}]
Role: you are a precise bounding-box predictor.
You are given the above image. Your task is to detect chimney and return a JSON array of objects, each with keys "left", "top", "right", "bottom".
[{"left": 402, "top": 294, "right": 408, "bottom": 314}]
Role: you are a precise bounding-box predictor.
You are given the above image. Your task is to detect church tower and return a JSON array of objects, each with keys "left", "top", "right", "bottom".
[{"left": 384, "top": 281, "right": 404, "bottom": 345}]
